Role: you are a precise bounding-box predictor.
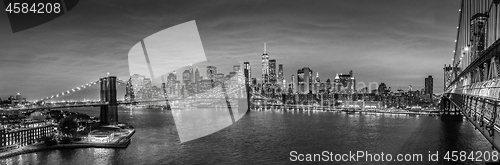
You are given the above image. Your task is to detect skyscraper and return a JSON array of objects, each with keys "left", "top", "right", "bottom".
[
  {"left": 167, "top": 71, "right": 177, "bottom": 95},
  {"left": 206, "top": 66, "right": 217, "bottom": 80},
  {"left": 291, "top": 74, "right": 296, "bottom": 93},
  {"left": 278, "top": 64, "right": 284, "bottom": 87},
  {"left": 297, "top": 67, "right": 312, "bottom": 94},
  {"left": 269, "top": 59, "right": 277, "bottom": 83},
  {"left": 131, "top": 74, "right": 145, "bottom": 91},
  {"left": 189, "top": 65, "right": 195, "bottom": 83},
  {"left": 314, "top": 72, "right": 320, "bottom": 94},
  {"left": 244, "top": 62, "right": 251, "bottom": 81},
  {"left": 261, "top": 43, "right": 269, "bottom": 84},
  {"left": 425, "top": 75, "right": 433, "bottom": 97},
  {"left": 182, "top": 70, "right": 191, "bottom": 85},
  {"left": 326, "top": 79, "right": 331, "bottom": 93},
  {"left": 195, "top": 67, "right": 200, "bottom": 82},
  {"left": 335, "top": 71, "right": 355, "bottom": 94}
]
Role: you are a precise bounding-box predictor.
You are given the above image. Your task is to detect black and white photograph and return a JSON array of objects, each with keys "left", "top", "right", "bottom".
[{"left": 0, "top": 0, "right": 498, "bottom": 164}]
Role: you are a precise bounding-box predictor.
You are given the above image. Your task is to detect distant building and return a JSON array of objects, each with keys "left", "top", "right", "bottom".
[
  {"left": 182, "top": 70, "right": 191, "bottom": 85},
  {"left": 334, "top": 70, "right": 356, "bottom": 94},
  {"left": 261, "top": 43, "right": 269, "bottom": 83},
  {"left": 206, "top": 66, "right": 217, "bottom": 80},
  {"left": 425, "top": 76, "right": 433, "bottom": 95},
  {"left": 189, "top": 66, "right": 195, "bottom": 83},
  {"left": 233, "top": 65, "right": 241, "bottom": 72},
  {"left": 167, "top": 71, "right": 177, "bottom": 95},
  {"left": 297, "top": 67, "right": 312, "bottom": 94},
  {"left": 269, "top": 59, "right": 277, "bottom": 84},
  {"left": 251, "top": 78, "right": 257, "bottom": 85},
  {"left": 130, "top": 74, "right": 145, "bottom": 91},
  {"left": 243, "top": 62, "right": 251, "bottom": 80},
  {"left": 216, "top": 73, "right": 225, "bottom": 82},
  {"left": 195, "top": 67, "right": 201, "bottom": 82},
  {"left": 326, "top": 79, "right": 332, "bottom": 93},
  {"left": 424, "top": 75, "right": 433, "bottom": 101},
  {"left": 144, "top": 78, "right": 152, "bottom": 88},
  {"left": 278, "top": 64, "right": 284, "bottom": 89}
]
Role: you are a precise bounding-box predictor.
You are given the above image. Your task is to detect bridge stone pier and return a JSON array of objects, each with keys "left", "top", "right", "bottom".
[{"left": 100, "top": 76, "right": 118, "bottom": 125}]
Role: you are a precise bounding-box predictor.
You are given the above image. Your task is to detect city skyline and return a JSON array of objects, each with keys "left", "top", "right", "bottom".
[{"left": 0, "top": 0, "right": 459, "bottom": 100}]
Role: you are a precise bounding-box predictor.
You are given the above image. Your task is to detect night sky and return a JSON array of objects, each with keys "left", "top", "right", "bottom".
[{"left": 0, "top": 0, "right": 460, "bottom": 101}]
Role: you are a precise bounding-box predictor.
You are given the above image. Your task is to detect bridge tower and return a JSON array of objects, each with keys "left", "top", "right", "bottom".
[{"left": 100, "top": 76, "right": 119, "bottom": 125}]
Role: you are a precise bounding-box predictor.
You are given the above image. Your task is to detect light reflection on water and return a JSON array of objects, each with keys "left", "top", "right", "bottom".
[{"left": 0, "top": 107, "right": 494, "bottom": 164}]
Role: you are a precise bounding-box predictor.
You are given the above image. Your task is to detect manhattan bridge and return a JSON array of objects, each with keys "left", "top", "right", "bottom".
[{"left": 443, "top": 0, "right": 500, "bottom": 150}]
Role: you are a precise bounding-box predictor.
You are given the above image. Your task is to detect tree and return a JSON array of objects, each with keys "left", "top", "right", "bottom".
[
  {"left": 58, "top": 117, "right": 78, "bottom": 138},
  {"left": 40, "top": 134, "right": 57, "bottom": 146},
  {"left": 29, "top": 111, "right": 47, "bottom": 121}
]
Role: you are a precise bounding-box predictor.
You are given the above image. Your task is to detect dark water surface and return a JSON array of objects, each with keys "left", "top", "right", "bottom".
[{"left": 0, "top": 107, "right": 494, "bottom": 164}]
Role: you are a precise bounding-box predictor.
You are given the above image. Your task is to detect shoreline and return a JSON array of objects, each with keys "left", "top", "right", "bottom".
[
  {"left": 253, "top": 106, "right": 442, "bottom": 116},
  {"left": 0, "top": 130, "right": 135, "bottom": 159}
]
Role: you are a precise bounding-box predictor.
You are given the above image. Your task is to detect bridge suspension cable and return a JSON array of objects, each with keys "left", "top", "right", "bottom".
[
  {"left": 447, "top": 0, "right": 500, "bottom": 93},
  {"left": 37, "top": 79, "right": 101, "bottom": 103}
]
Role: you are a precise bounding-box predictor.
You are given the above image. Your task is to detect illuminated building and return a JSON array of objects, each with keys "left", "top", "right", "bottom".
[
  {"left": 130, "top": 74, "right": 145, "bottom": 91},
  {"left": 89, "top": 130, "right": 114, "bottom": 143},
  {"left": 189, "top": 65, "right": 195, "bottom": 83},
  {"left": 425, "top": 75, "right": 433, "bottom": 101},
  {"left": 297, "top": 67, "right": 312, "bottom": 94},
  {"left": 261, "top": 43, "right": 269, "bottom": 84},
  {"left": 0, "top": 120, "right": 55, "bottom": 148},
  {"left": 334, "top": 70, "right": 356, "bottom": 94},
  {"left": 243, "top": 62, "right": 251, "bottom": 80},
  {"left": 195, "top": 67, "right": 201, "bottom": 82},
  {"left": 269, "top": 59, "right": 276, "bottom": 84},
  {"left": 243, "top": 62, "right": 251, "bottom": 84},
  {"left": 144, "top": 78, "right": 152, "bottom": 88},
  {"left": 167, "top": 71, "right": 177, "bottom": 95},
  {"left": 313, "top": 72, "right": 320, "bottom": 94},
  {"left": 206, "top": 66, "right": 217, "bottom": 80},
  {"left": 182, "top": 70, "right": 190, "bottom": 86},
  {"left": 326, "top": 79, "right": 331, "bottom": 93},
  {"left": 278, "top": 64, "right": 284, "bottom": 89},
  {"left": 216, "top": 73, "right": 225, "bottom": 83}
]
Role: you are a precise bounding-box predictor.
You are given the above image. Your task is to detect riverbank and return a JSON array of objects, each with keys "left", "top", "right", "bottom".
[
  {"left": 253, "top": 106, "right": 441, "bottom": 116},
  {"left": 0, "top": 129, "right": 135, "bottom": 159}
]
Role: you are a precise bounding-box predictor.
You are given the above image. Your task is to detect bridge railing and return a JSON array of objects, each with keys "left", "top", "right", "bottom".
[{"left": 448, "top": 93, "right": 500, "bottom": 130}]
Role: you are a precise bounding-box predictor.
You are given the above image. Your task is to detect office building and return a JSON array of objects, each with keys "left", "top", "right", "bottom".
[
  {"left": 195, "top": 67, "right": 201, "bottom": 82},
  {"left": 261, "top": 43, "right": 269, "bottom": 83},
  {"left": 297, "top": 67, "right": 312, "bottom": 94},
  {"left": 206, "top": 66, "right": 217, "bottom": 80}
]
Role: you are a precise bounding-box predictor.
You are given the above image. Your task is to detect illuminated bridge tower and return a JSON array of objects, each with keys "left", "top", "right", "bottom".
[{"left": 100, "top": 76, "right": 119, "bottom": 125}]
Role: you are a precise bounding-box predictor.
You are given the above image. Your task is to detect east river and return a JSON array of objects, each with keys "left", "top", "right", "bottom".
[{"left": 0, "top": 107, "right": 495, "bottom": 164}]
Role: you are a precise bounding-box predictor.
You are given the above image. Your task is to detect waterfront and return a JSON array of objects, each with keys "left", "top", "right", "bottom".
[{"left": 0, "top": 107, "right": 494, "bottom": 164}]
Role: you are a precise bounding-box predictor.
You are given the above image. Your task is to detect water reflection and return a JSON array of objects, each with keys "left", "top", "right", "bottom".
[
  {"left": 1, "top": 107, "right": 495, "bottom": 164},
  {"left": 92, "top": 148, "right": 113, "bottom": 165}
]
